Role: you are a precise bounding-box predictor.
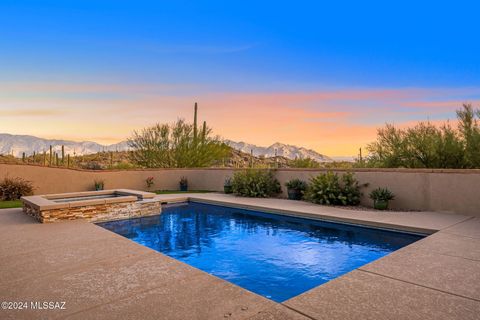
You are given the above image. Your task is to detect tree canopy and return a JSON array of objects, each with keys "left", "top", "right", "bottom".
[
  {"left": 364, "top": 104, "right": 480, "bottom": 168},
  {"left": 128, "top": 105, "right": 230, "bottom": 168}
]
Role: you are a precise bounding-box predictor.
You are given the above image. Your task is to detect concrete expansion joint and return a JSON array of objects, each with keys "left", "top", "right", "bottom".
[
  {"left": 357, "top": 269, "right": 480, "bottom": 303},
  {"left": 440, "top": 216, "right": 476, "bottom": 230},
  {"left": 278, "top": 303, "right": 318, "bottom": 320},
  {"left": 412, "top": 246, "right": 480, "bottom": 262}
]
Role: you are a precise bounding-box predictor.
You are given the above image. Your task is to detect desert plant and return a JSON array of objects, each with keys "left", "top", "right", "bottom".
[
  {"left": 83, "top": 161, "right": 104, "bottom": 170},
  {"left": 285, "top": 178, "right": 307, "bottom": 200},
  {"left": 111, "top": 162, "right": 137, "bottom": 170},
  {"left": 341, "top": 172, "right": 367, "bottom": 206},
  {"left": 305, "top": 172, "right": 365, "bottom": 206},
  {"left": 145, "top": 176, "right": 154, "bottom": 189},
  {"left": 224, "top": 177, "right": 233, "bottom": 194},
  {"left": 304, "top": 171, "right": 343, "bottom": 205},
  {"left": 231, "top": 169, "right": 281, "bottom": 198},
  {"left": 128, "top": 104, "right": 230, "bottom": 168},
  {"left": 369, "top": 187, "right": 395, "bottom": 210},
  {"left": 369, "top": 187, "right": 395, "bottom": 201},
  {"left": 0, "top": 176, "right": 34, "bottom": 200},
  {"left": 457, "top": 104, "right": 480, "bottom": 167},
  {"left": 94, "top": 180, "right": 104, "bottom": 191},
  {"left": 179, "top": 177, "right": 188, "bottom": 191},
  {"left": 364, "top": 104, "right": 480, "bottom": 169},
  {"left": 289, "top": 157, "right": 321, "bottom": 168}
]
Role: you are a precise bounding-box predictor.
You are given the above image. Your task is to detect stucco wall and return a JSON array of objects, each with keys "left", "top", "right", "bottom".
[{"left": 1, "top": 164, "right": 479, "bottom": 216}]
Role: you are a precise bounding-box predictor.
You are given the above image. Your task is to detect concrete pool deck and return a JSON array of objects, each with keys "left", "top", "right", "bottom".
[{"left": 1, "top": 193, "right": 479, "bottom": 319}]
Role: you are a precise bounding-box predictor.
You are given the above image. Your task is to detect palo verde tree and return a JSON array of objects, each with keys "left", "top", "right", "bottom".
[
  {"left": 128, "top": 103, "right": 230, "bottom": 168},
  {"left": 456, "top": 104, "right": 480, "bottom": 167},
  {"left": 364, "top": 104, "right": 480, "bottom": 168}
]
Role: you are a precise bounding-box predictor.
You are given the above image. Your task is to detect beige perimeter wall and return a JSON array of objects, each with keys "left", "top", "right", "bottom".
[{"left": 1, "top": 164, "right": 479, "bottom": 217}]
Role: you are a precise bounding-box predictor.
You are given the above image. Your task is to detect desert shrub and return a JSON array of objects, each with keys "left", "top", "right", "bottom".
[
  {"left": 341, "top": 172, "right": 366, "bottom": 205},
  {"left": 304, "top": 172, "right": 343, "bottom": 205},
  {"left": 82, "top": 161, "right": 104, "bottom": 170},
  {"left": 363, "top": 104, "right": 480, "bottom": 168},
  {"left": 0, "top": 176, "right": 34, "bottom": 200},
  {"left": 289, "top": 157, "right": 321, "bottom": 168},
  {"left": 111, "top": 162, "right": 137, "bottom": 170},
  {"left": 305, "top": 171, "right": 365, "bottom": 206},
  {"left": 231, "top": 170, "right": 281, "bottom": 197}
]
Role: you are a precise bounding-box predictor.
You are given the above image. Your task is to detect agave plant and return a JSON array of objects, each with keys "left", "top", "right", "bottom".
[{"left": 369, "top": 187, "right": 395, "bottom": 210}]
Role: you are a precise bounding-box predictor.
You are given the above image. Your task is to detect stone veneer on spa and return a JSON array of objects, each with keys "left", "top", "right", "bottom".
[{"left": 21, "top": 189, "right": 162, "bottom": 223}]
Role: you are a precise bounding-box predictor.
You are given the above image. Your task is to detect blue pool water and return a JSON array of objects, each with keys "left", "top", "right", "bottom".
[{"left": 98, "top": 202, "right": 423, "bottom": 302}]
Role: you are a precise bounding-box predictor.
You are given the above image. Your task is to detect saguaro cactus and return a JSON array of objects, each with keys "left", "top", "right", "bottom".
[
  {"left": 193, "top": 102, "right": 198, "bottom": 141},
  {"left": 202, "top": 121, "right": 207, "bottom": 142},
  {"left": 61, "top": 145, "right": 65, "bottom": 165},
  {"left": 49, "top": 145, "right": 53, "bottom": 166}
]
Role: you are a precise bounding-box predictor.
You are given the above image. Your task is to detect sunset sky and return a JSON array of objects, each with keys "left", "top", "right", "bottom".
[{"left": 1, "top": 1, "right": 479, "bottom": 156}]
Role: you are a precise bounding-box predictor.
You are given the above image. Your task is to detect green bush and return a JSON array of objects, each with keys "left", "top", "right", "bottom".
[
  {"left": 341, "top": 172, "right": 365, "bottom": 205},
  {"left": 111, "top": 162, "right": 137, "bottom": 170},
  {"left": 304, "top": 172, "right": 343, "bottom": 205},
  {"left": 288, "top": 157, "right": 321, "bottom": 168},
  {"left": 363, "top": 104, "right": 480, "bottom": 168},
  {"left": 231, "top": 170, "right": 281, "bottom": 198},
  {"left": 0, "top": 176, "right": 34, "bottom": 200},
  {"left": 305, "top": 171, "right": 365, "bottom": 206}
]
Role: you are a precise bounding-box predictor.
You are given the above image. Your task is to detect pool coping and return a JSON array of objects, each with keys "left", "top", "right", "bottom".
[
  {"left": 154, "top": 193, "right": 472, "bottom": 235},
  {"left": 1, "top": 194, "right": 479, "bottom": 319}
]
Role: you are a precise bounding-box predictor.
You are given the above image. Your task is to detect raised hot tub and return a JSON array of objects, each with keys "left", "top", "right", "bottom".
[{"left": 21, "top": 189, "right": 161, "bottom": 223}]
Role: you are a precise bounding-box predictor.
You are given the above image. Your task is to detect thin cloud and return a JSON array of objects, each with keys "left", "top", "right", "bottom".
[
  {"left": 0, "top": 108, "right": 65, "bottom": 117},
  {"left": 95, "top": 38, "right": 258, "bottom": 55},
  {"left": 136, "top": 43, "right": 257, "bottom": 54}
]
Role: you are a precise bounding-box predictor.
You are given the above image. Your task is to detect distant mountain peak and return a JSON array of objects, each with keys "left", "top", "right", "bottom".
[
  {"left": 0, "top": 133, "right": 129, "bottom": 157},
  {"left": 224, "top": 140, "right": 332, "bottom": 162}
]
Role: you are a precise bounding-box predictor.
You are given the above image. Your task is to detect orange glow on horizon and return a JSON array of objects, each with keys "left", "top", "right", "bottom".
[{"left": 0, "top": 82, "right": 478, "bottom": 157}]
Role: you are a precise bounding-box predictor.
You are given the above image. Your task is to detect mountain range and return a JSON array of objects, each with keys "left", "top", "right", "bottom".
[
  {"left": 0, "top": 133, "right": 333, "bottom": 162},
  {"left": 0, "top": 134, "right": 128, "bottom": 157},
  {"left": 224, "top": 140, "right": 332, "bottom": 162}
]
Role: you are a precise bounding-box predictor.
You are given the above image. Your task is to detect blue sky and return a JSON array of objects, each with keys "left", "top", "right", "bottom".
[
  {"left": 0, "top": 1, "right": 479, "bottom": 155},
  {"left": 2, "top": 0, "right": 479, "bottom": 87}
]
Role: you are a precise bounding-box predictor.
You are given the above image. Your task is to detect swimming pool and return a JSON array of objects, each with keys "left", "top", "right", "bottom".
[{"left": 98, "top": 202, "right": 423, "bottom": 302}]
